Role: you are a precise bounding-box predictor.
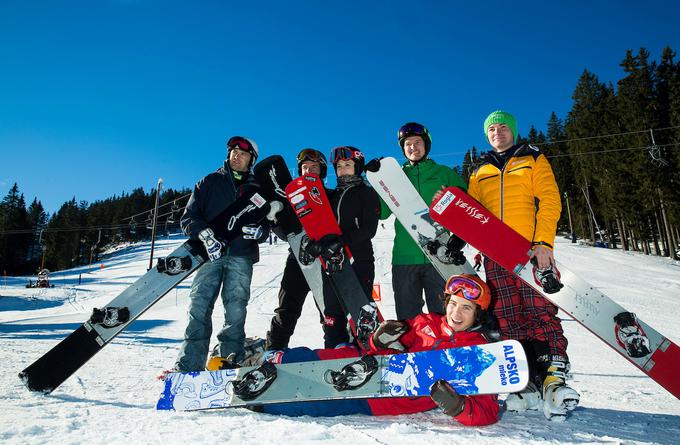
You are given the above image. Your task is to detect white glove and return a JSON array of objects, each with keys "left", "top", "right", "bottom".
[
  {"left": 242, "top": 224, "right": 264, "bottom": 240},
  {"left": 198, "top": 228, "right": 223, "bottom": 262}
]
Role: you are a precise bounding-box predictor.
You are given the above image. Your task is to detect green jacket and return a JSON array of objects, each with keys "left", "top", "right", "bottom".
[{"left": 380, "top": 158, "right": 467, "bottom": 265}]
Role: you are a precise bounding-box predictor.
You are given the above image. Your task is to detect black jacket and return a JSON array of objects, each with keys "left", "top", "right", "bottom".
[
  {"left": 180, "top": 162, "right": 263, "bottom": 262},
  {"left": 330, "top": 181, "right": 380, "bottom": 262}
]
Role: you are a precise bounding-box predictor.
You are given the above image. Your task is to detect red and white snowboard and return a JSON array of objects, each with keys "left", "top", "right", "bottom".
[
  {"left": 285, "top": 174, "right": 383, "bottom": 350},
  {"left": 430, "top": 186, "right": 680, "bottom": 400}
]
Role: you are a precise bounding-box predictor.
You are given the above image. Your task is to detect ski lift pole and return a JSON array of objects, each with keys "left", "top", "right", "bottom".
[
  {"left": 38, "top": 229, "right": 47, "bottom": 270},
  {"left": 148, "top": 178, "right": 164, "bottom": 271},
  {"left": 564, "top": 192, "right": 576, "bottom": 243}
]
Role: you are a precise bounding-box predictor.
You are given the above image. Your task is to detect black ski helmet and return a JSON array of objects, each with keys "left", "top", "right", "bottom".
[
  {"left": 227, "top": 136, "right": 259, "bottom": 169},
  {"left": 296, "top": 148, "right": 328, "bottom": 179},
  {"left": 330, "top": 146, "right": 365, "bottom": 175},
  {"left": 398, "top": 122, "right": 432, "bottom": 156}
]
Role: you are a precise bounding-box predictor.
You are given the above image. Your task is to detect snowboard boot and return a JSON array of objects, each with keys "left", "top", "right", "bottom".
[
  {"left": 504, "top": 381, "right": 542, "bottom": 412},
  {"left": 538, "top": 356, "right": 580, "bottom": 421},
  {"left": 207, "top": 338, "right": 269, "bottom": 370}
]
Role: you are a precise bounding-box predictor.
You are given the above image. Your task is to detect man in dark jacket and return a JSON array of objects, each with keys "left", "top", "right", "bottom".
[{"left": 174, "top": 136, "right": 265, "bottom": 372}]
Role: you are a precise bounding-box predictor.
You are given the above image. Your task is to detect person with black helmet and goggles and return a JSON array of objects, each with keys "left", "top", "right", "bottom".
[
  {"left": 366, "top": 123, "right": 467, "bottom": 320},
  {"left": 265, "top": 149, "right": 350, "bottom": 350},
  {"left": 173, "top": 136, "right": 267, "bottom": 373}
]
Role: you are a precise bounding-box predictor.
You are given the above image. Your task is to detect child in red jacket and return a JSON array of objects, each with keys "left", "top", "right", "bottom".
[{"left": 256, "top": 274, "right": 500, "bottom": 426}]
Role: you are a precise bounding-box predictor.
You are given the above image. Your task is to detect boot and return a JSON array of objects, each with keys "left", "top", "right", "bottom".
[
  {"left": 504, "top": 381, "right": 542, "bottom": 412},
  {"left": 538, "top": 356, "right": 580, "bottom": 421}
]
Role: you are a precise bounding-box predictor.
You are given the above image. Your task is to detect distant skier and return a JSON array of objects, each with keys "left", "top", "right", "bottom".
[
  {"left": 366, "top": 122, "right": 467, "bottom": 319},
  {"left": 467, "top": 111, "right": 579, "bottom": 421},
  {"left": 246, "top": 274, "right": 499, "bottom": 426},
  {"left": 473, "top": 252, "right": 483, "bottom": 271},
  {"left": 172, "top": 136, "right": 267, "bottom": 372}
]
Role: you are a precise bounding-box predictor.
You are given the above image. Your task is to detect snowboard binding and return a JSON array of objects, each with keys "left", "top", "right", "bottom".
[
  {"left": 89, "top": 306, "right": 130, "bottom": 328},
  {"left": 531, "top": 260, "right": 564, "bottom": 294},
  {"left": 324, "top": 355, "right": 379, "bottom": 391},
  {"left": 156, "top": 255, "right": 192, "bottom": 275},
  {"left": 614, "top": 312, "right": 651, "bottom": 358},
  {"left": 231, "top": 362, "right": 278, "bottom": 401}
]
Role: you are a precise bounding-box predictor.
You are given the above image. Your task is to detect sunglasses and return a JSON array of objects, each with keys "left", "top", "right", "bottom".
[{"left": 444, "top": 276, "right": 483, "bottom": 302}]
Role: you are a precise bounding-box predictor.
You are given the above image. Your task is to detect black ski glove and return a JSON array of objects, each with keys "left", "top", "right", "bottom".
[
  {"left": 299, "top": 235, "right": 323, "bottom": 266},
  {"left": 325, "top": 234, "right": 345, "bottom": 273},
  {"left": 430, "top": 379, "right": 466, "bottom": 417},
  {"left": 364, "top": 157, "right": 383, "bottom": 173},
  {"left": 371, "top": 320, "right": 409, "bottom": 351}
]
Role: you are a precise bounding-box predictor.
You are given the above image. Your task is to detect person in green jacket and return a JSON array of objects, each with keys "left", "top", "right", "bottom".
[{"left": 379, "top": 122, "right": 467, "bottom": 319}]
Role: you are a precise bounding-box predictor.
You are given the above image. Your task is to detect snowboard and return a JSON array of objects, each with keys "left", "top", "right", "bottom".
[
  {"left": 365, "top": 157, "right": 475, "bottom": 278},
  {"left": 253, "top": 156, "right": 327, "bottom": 314},
  {"left": 285, "top": 174, "right": 383, "bottom": 350},
  {"left": 429, "top": 186, "right": 680, "bottom": 400},
  {"left": 156, "top": 339, "right": 528, "bottom": 411},
  {"left": 19, "top": 186, "right": 275, "bottom": 393}
]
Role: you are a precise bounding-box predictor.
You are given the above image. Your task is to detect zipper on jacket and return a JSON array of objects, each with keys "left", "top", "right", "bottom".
[{"left": 335, "top": 186, "right": 352, "bottom": 227}]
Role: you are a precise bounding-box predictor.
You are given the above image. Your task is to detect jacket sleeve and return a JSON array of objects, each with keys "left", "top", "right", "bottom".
[
  {"left": 342, "top": 188, "right": 380, "bottom": 246},
  {"left": 180, "top": 180, "right": 210, "bottom": 240},
  {"left": 453, "top": 394, "right": 500, "bottom": 426},
  {"left": 532, "top": 154, "right": 562, "bottom": 248}
]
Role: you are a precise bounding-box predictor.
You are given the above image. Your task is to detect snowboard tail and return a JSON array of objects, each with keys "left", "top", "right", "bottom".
[
  {"left": 429, "top": 186, "right": 680, "bottom": 400},
  {"left": 157, "top": 340, "right": 529, "bottom": 411}
]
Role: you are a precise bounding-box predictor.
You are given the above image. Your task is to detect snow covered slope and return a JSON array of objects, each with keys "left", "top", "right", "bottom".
[{"left": 1, "top": 225, "right": 679, "bottom": 445}]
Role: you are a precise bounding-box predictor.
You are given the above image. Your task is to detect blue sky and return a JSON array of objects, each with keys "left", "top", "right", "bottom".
[{"left": 1, "top": 1, "right": 679, "bottom": 214}]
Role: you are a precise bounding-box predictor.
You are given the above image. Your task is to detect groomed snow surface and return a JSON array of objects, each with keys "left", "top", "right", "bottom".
[{"left": 2, "top": 223, "right": 679, "bottom": 445}]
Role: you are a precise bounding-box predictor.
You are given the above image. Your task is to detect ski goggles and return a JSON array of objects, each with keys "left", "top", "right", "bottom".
[
  {"left": 297, "top": 148, "right": 325, "bottom": 163},
  {"left": 227, "top": 136, "right": 253, "bottom": 152},
  {"left": 444, "top": 276, "right": 484, "bottom": 303},
  {"left": 330, "top": 146, "right": 364, "bottom": 163},
  {"left": 398, "top": 122, "right": 429, "bottom": 140}
]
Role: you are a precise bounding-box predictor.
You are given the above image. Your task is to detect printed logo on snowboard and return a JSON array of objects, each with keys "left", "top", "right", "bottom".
[
  {"left": 268, "top": 166, "right": 287, "bottom": 198},
  {"left": 498, "top": 344, "right": 521, "bottom": 386},
  {"left": 442, "top": 191, "right": 490, "bottom": 224},
  {"left": 250, "top": 193, "right": 266, "bottom": 208},
  {"left": 228, "top": 204, "right": 257, "bottom": 231},
  {"left": 309, "top": 186, "right": 323, "bottom": 205},
  {"left": 377, "top": 179, "right": 400, "bottom": 207},
  {"left": 432, "top": 190, "right": 455, "bottom": 214},
  {"left": 290, "top": 193, "right": 305, "bottom": 204},
  {"left": 614, "top": 312, "right": 651, "bottom": 358},
  {"left": 294, "top": 199, "right": 308, "bottom": 210}
]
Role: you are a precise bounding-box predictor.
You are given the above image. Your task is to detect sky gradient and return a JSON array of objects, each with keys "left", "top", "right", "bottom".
[{"left": 2, "top": 1, "right": 679, "bottom": 213}]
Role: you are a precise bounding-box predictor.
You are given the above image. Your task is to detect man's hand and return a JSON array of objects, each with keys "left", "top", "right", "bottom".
[
  {"left": 371, "top": 320, "right": 409, "bottom": 351},
  {"left": 198, "top": 228, "right": 223, "bottom": 262},
  {"left": 530, "top": 244, "right": 554, "bottom": 270},
  {"left": 431, "top": 186, "right": 446, "bottom": 204},
  {"left": 242, "top": 224, "right": 263, "bottom": 240}
]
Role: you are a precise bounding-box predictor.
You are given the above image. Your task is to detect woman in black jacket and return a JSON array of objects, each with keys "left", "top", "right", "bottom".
[{"left": 329, "top": 146, "right": 380, "bottom": 299}]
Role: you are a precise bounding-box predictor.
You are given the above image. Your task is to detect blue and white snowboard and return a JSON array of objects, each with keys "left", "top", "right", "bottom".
[{"left": 156, "top": 340, "right": 528, "bottom": 411}]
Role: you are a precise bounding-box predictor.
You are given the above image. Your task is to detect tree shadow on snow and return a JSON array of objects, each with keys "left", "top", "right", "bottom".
[
  {"left": 0, "top": 319, "right": 175, "bottom": 341},
  {"left": 0, "top": 296, "right": 63, "bottom": 312}
]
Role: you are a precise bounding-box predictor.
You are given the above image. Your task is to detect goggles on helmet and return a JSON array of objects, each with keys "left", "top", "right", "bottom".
[
  {"left": 331, "top": 146, "right": 364, "bottom": 164},
  {"left": 398, "top": 122, "right": 429, "bottom": 141},
  {"left": 297, "top": 148, "right": 325, "bottom": 163},
  {"left": 445, "top": 276, "right": 484, "bottom": 303},
  {"left": 227, "top": 136, "right": 253, "bottom": 153}
]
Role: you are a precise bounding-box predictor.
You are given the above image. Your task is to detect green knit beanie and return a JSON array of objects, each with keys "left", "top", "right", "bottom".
[{"left": 483, "top": 110, "right": 517, "bottom": 143}]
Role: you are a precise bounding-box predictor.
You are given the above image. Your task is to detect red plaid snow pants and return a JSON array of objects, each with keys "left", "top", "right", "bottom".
[{"left": 483, "top": 257, "right": 568, "bottom": 358}]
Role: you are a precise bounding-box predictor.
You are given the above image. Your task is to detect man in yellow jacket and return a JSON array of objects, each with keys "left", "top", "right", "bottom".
[{"left": 468, "top": 110, "right": 579, "bottom": 421}]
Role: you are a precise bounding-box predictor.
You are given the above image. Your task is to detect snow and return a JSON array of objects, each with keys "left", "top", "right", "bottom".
[{"left": 1, "top": 226, "right": 679, "bottom": 445}]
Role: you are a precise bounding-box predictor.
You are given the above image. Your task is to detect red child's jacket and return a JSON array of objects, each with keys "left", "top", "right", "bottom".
[{"left": 366, "top": 313, "right": 499, "bottom": 426}]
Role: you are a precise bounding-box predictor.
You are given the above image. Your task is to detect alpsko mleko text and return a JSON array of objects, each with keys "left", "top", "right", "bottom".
[{"left": 499, "top": 344, "right": 521, "bottom": 386}]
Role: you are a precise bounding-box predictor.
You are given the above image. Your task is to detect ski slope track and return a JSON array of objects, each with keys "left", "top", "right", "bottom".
[{"left": 1, "top": 227, "right": 679, "bottom": 445}]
